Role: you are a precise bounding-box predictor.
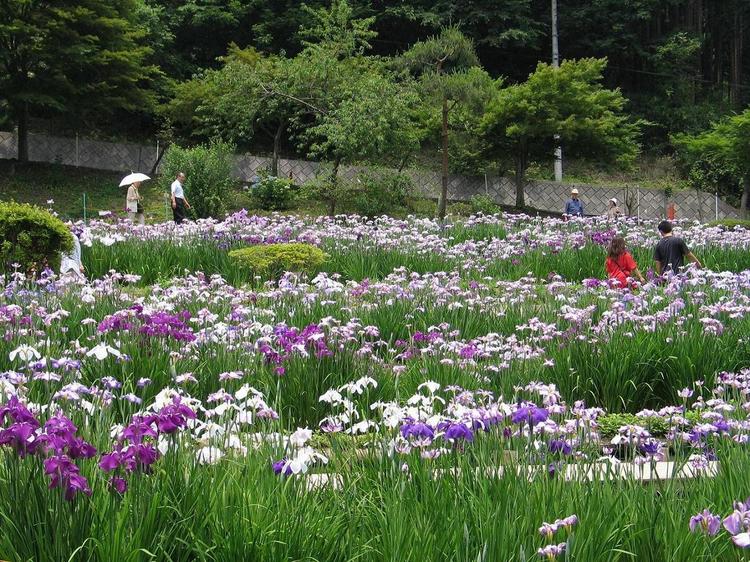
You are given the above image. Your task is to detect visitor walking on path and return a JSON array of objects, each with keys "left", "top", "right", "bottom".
[
  {"left": 565, "top": 188, "right": 584, "bottom": 217},
  {"left": 654, "top": 220, "right": 701, "bottom": 275},
  {"left": 171, "top": 172, "right": 191, "bottom": 224},
  {"left": 606, "top": 198, "right": 622, "bottom": 219},
  {"left": 126, "top": 181, "right": 145, "bottom": 225},
  {"left": 605, "top": 236, "right": 645, "bottom": 289}
]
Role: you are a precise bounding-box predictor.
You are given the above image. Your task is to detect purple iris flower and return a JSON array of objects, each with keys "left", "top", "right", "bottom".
[
  {"left": 272, "top": 459, "right": 292, "bottom": 476},
  {"left": 109, "top": 476, "right": 128, "bottom": 494},
  {"left": 639, "top": 438, "right": 662, "bottom": 457},
  {"left": 43, "top": 454, "right": 91, "bottom": 500},
  {"left": 0, "top": 422, "right": 38, "bottom": 456},
  {"left": 0, "top": 396, "right": 39, "bottom": 426},
  {"left": 100, "top": 452, "right": 122, "bottom": 472},
  {"left": 548, "top": 439, "right": 572, "bottom": 455},
  {"left": 443, "top": 423, "right": 474, "bottom": 443},
  {"left": 511, "top": 404, "right": 549, "bottom": 426},
  {"left": 122, "top": 417, "right": 158, "bottom": 444},
  {"left": 400, "top": 421, "right": 435, "bottom": 446},
  {"left": 689, "top": 509, "right": 721, "bottom": 536}
]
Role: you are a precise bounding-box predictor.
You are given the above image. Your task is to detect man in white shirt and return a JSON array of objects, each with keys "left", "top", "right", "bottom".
[{"left": 170, "top": 172, "right": 191, "bottom": 224}]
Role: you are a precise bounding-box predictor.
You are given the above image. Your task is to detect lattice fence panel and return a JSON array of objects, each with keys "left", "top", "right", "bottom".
[{"left": 0, "top": 130, "right": 743, "bottom": 220}]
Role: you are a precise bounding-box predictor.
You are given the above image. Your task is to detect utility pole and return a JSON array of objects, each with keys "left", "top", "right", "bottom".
[{"left": 552, "top": 0, "right": 563, "bottom": 182}]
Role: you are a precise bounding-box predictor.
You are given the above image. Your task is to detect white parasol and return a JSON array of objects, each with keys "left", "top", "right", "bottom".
[{"left": 119, "top": 172, "right": 151, "bottom": 187}]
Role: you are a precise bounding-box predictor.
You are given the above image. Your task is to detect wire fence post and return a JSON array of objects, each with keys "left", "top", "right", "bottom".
[
  {"left": 637, "top": 187, "right": 640, "bottom": 222},
  {"left": 715, "top": 190, "right": 719, "bottom": 221},
  {"left": 82, "top": 192, "right": 87, "bottom": 224}
]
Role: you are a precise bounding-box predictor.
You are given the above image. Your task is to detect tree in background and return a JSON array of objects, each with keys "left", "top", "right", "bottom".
[
  {"left": 164, "top": 45, "right": 299, "bottom": 176},
  {"left": 0, "top": 0, "right": 156, "bottom": 161},
  {"left": 481, "top": 58, "right": 641, "bottom": 208},
  {"left": 673, "top": 110, "right": 750, "bottom": 216},
  {"left": 258, "top": 0, "right": 423, "bottom": 215},
  {"left": 403, "top": 28, "right": 492, "bottom": 220}
]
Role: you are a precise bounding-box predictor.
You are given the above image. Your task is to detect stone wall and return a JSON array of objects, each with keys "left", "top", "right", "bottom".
[{"left": 0, "top": 131, "right": 740, "bottom": 220}]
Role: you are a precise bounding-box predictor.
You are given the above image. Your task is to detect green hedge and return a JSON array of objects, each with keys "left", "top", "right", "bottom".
[
  {"left": 0, "top": 201, "right": 73, "bottom": 274},
  {"left": 707, "top": 218, "right": 750, "bottom": 230},
  {"left": 228, "top": 243, "right": 327, "bottom": 279}
]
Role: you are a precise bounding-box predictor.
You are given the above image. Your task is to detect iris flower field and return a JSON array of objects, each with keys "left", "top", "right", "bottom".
[{"left": 3, "top": 212, "right": 750, "bottom": 561}]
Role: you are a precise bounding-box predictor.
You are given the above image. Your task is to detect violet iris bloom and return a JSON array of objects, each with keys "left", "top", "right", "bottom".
[
  {"left": 272, "top": 458, "right": 292, "bottom": 476},
  {"left": 689, "top": 509, "right": 721, "bottom": 536},
  {"left": 400, "top": 421, "right": 435, "bottom": 446},
  {"left": 511, "top": 404, "right": 549, "bottom": 426},
  {"left": 443, "top": 423, "right": 474, "bottom": 443}
]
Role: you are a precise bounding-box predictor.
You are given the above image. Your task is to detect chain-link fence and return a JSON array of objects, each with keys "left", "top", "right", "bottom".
[{"left": 0, "top": 130, "right": 741, "bottom": 221}]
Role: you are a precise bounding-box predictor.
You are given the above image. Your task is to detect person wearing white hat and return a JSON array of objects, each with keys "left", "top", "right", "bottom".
[
  {"left": 606, "top": 197, "right": 622, "bottom": 219},
  {"left": 565, "top": 188, "right": 584, "bottom": 216}
]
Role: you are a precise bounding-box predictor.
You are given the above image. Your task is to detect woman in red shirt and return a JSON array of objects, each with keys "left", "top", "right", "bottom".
[{"left": 605, "top": 236, "right": 645, "bottom": 288}]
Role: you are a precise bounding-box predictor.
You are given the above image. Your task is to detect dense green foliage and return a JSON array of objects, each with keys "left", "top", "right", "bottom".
[
  {"left": 3, "top": 0, "right": 750, "bottom": 204},
  {"left": 481, "top": 58, "right": 641, "bottom": 207},
  {"left": 674, "top": 109, "right": 750, "bottom": 213},
  {"left": 349, "top": 169, "right": 413, "bottom": 217},
  {"left": 0, "top": 0, "right": 156, "bottom": 161},
  {"left": 229, "top": 243, "right": 328, "bottom": 278},
  {"left": 161, "top": 141, "right": 236, "bottom": 219},
  {"left": 250, "top": 173, "right": 298, "bottom": 211},
  {"left": 0, "top": 201, "right": 72, "bottom": 273}
]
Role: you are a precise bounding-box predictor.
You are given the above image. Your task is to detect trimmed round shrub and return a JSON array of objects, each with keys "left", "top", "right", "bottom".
[
  {"left": 229, "top": 243, "right": 327, "bottom": 278},
  {"left": 0, "top": 201, "right": 73, "bottom": 274}
]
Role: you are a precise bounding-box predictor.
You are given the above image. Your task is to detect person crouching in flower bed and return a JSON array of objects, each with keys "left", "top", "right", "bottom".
[{"left": 605, "top": 236, "right": 645, "bottom": 289}]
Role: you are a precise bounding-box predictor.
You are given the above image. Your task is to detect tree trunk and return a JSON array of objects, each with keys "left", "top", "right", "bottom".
[
  {"left": 150, "top": 141, "right": 169, "bottom": 175},
  {"left": 271, "top": 121, "right": 284, "bottom": 176},
  {"left": 16, "top": 102, "right": 29, "bottom": 163},
  {"left": 730, "top": 7, "right": 743, "bottom": 109},
  {"left": 514, "top": 154, "right": 526, "bottom": 209},
  {"left": 438, "top": 95, "right": 449, "bottom": 220},
  {"left": 328, "top": 158, "right": 341, "bottom": 217},
  {"left": 741, "top": 175, "right": 750, "bottom": 219}
]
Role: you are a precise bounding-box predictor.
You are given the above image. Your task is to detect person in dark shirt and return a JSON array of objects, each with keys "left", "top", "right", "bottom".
[{"left": 653, "top": 220, "right": 702, "bottom": 275}]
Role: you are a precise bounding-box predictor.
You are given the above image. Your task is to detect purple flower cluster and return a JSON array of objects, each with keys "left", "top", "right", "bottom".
[
  {"left": 258, "top": 324, "right": 333, "bottom": 376},
  {"left": 1, "top": 398, "right": 96, "bottom": 500},
  {"left": 100, "top": 396, "right": 196, "bottom": 494},
  {"left": 98, "top": 304, "right": 195, "bottom": 343},
  {"left": 139, "top": 310, "right": 196, "bottom": 342}
]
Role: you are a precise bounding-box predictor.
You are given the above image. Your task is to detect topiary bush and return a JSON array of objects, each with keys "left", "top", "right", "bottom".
[
  {"left": 161, "top": 140, "right": 236, "bottom": 219},
  {"left": 0, "top": 201, "right": 73, "bottom": 274},
  {"left": 250, "top": 172, "right": 298, "bottom": 211},
  {"left": 229, "top": 243, "right": 327, "bottom": 279}
]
